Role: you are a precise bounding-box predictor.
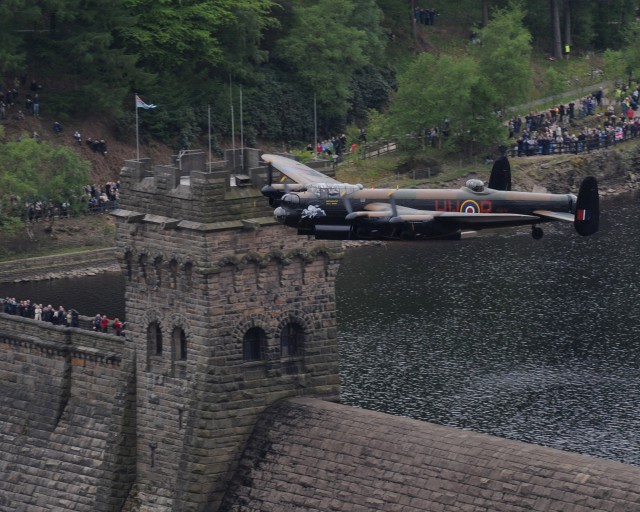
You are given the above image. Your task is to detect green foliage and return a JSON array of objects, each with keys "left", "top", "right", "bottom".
[
  {"left": 0, "top": 0, "right": 38, "bottom": 73},
  {"left": 590, "top": 0, "right": 638, "bottom": 50},
  {"left": 123, "top": 0, "right": 276, "bottom": 75},
  {"left": 603, "top": 49, "right": 627, "bottom": 84},
  {"left": 619, "top": 20, "right": 640, "bottom": 83},
  {"left": 348, "top": 65, "right": 395, "bottom": 125},
  {"left": 15, "top": 0, "right": 145, "bottom": 117},
  {"left": 0, "top": 138, "right": 90, "bottom": 229},
  {"left": 473, "top": 2, "right": 533, "bottom": 110},
  {"left": 0, "top": 0, "right": 637, "bottom": 154},
  {"left": 274, "top": 0, "right": 385, "bottom": 123},
  {"left": 359, "top": 109, "right": 389, "bottom": 142},
  {"left": 241, "top": 68, "right": 315, "bottom": 145},
  {"left": 387, "top": 52, "right": 504, "bottom": 154},
  {"left": 544, "top": 66, "right": 565, "bottom": 98}
]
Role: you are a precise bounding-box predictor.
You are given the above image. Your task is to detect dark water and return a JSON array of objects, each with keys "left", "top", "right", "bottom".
[
  {"left": 1, "top": 272, "right": 126, "bottom": 320},
  {"left": 337, "top": 192, "right": 640, "bottom": 465},
  {"left": 2, "top": 194, "right": 639, "bottom": 465}
]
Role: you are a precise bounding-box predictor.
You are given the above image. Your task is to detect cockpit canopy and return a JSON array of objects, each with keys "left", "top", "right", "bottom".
[
  {"left": 307, "top": 182, "right": 363, "bottom": 199},
  {"left": 466, "top": 179, "right": 485, "bottom": 192}
]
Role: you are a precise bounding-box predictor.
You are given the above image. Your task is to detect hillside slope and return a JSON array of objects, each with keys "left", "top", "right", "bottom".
[{"left": 1, "top": 110, "right": 174, "bottom": 185}]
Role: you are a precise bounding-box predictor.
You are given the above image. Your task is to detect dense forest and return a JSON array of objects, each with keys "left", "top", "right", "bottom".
[
  {"left": 1, "top": 0, "right": 639, "bottom": 234},
  {"left": 1, "top": 0, "right": 639, "bottom": 155}
]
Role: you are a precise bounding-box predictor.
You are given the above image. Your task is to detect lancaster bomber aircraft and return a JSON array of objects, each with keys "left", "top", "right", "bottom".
[{"left": 260, "top": 153, "right": 599, "bottom": 241}]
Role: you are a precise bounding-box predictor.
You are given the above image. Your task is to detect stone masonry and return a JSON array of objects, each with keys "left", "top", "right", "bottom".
[
  {"left": 0, "top": 148, "right": 343, "bottom": 512},
  {"left": 0, "top": 314, "right": 135, "bottom": 512},
  {"left": 113, "top": 148, "right": 343, "bottom": 511}
]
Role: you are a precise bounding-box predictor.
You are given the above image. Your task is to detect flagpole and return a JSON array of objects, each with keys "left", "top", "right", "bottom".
[
  {"left": 314, "top": 94, "right": 317, "bottom": 158},
  {"left": 230, "top": 75, "right": 235, "bottom": 169},
  {"left": 135, "top": 93, "right": 139, "bottom": 160},
  {"left": 208, "top": 104, "right": 212, "bottom": 168},
  {"left": 240, "top": 85, "right": 244, "bottom": 170}
]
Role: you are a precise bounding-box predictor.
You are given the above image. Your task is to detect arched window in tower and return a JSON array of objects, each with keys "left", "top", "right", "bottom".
[
  {"left": 184, "top": 261, "right": 193, "bottom": 288},
  {"left": 139, "top": 254, "right": 148, "bottom": 283},
  {"left": 281, "top": 322, "right": 304, "bottom": 357},
  {"left": 172, "top": 327, "right": 187, "bottom": 361},
  {"left": 147, "top": 321, "right": 163, "bottom": 356},
  {"left": 124, "top": 251, "right": 133, "bottom": 281},
  {"left": 243, "top": 327, "right": 265, "bottom": 361},
  {"left": 153, "top": 256, "right": 163, "bottom": 288},
  {"left": 169, "top": 259, "right": 178, "bottom": 289}
]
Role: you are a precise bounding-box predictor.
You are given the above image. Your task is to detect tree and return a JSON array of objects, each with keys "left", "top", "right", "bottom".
[
  {"left": 473, "top": 2, "right": 533, "bottom": 111},
  {"left": 387, "top": 53, "right": 505, "bottom": 154},
  {"left": 551, "top": 0, "right": 563, "bottom": 60},
  {"left": 482, "top": 0, "right": 490, "bottom": 27},
  {"left": 14, "top": 0, "right": 145, "bottom": 116},
  {"left": 563, "top": 0, "right": 572, "bottom": 52},
  {"left": 0, "top": 138, "right": 89, "bottom": 230},
  {"left": 0, "top": 0, "right": 39, "bottom": 73},
  {"left": 123, "top": 0, "right": 275, "bottom": 75},
  {"left": 618, "top": 20, "right": 640, "bottom": 85},
  {"left": 274, "top": 0, "right": 381, "bottom": 125}
]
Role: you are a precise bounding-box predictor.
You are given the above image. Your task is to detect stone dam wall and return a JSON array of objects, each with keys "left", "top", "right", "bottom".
[{"left": 1, "top": 145, "right": 639, "bottom": 511}]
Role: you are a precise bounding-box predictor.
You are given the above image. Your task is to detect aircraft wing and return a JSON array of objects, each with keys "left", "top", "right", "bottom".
[
  {"left": 395, "top": 211, "right": 541, "bottom": 224},
  {"left": 532, "top": 210, "right": 575, "bottom": 222},
  {"left": 262, "top": 154, "right": 342, "bottom": 186},
  {"left": 351, "top": 203, "right": 540, "bottom": 224}
]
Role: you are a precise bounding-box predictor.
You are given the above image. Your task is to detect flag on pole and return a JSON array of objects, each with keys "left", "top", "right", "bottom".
[
  {"left": 135, "top": 92, "right": 156, "bottom": 160},
  {"left": 135, "top": 95, "right": 156, "bottom": 109}
]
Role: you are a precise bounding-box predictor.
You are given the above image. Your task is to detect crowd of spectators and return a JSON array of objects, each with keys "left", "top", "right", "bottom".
[
  {"left": 10, "top": 179, "right": 121, "bottom": 224},
  {"left": 86, "top": 137, "right": 108, "bottom": 156},
  {"left": 1, "top": 74, "right": 110, "bottom": 153},
  {"left": 414, "top": 7, "right": 439, "bottom": 25},
  {"left": 304, "top": 129, "right": 370, "bottom": 162},
  {"left": 1, "top": 181, "right": 120, "bottom": 227},
  {"left": 506, "top": 85, "right": 640, "bottom": 158},
  {"left": 3, "top": 298, "right": 80, "bottom": 327},
  {"left": 0, "top": 74, "right": 42, "bottom": 120},
  {"left": 307, "top": 133, "right": 350, "bottom": 158},
  {"left": 2, "top": 297, "right": 125, "bottom": 336},
  {"left": 83, "top": 180, "right": 120, "bottom": 213}
]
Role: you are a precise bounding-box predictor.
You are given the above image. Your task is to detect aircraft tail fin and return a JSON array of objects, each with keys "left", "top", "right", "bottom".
[
  {"left": 574, "top": 176, "right": 599, "bottom": 236},
  {"left": 488, "top": 156, "right": 511, "bottom": 191}
]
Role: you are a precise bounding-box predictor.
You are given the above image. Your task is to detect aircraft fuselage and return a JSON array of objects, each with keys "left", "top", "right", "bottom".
[{"left": 274, "top": 186, "right": 576, "bottom": 241}]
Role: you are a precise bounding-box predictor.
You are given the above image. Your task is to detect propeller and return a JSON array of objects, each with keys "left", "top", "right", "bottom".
[
  {"left": 267, "top": 162, "right": 273, "bottom": 186},
  {"left": 342, "top": 194, "right": 354, "bottom": 216},
  {"left": 388, "top": 192, "right": 398, "bottom": 219}
]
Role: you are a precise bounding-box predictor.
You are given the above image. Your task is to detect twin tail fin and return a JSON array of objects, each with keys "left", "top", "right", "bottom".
[{"left": 574, "top": 176, "right": 599, "bottom": 236}]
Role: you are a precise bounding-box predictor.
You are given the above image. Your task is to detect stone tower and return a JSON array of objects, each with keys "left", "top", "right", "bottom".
[{"left": 113, "top": 149, "right": 343, "bottom": 511}]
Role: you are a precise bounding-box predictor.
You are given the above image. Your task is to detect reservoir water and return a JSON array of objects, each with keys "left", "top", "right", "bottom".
[
  {"left": 2, "top": 193, "right": 639, "bottom": 465},
  {"left": 337, "top": 192, "right": 640, "bottom": 466}
]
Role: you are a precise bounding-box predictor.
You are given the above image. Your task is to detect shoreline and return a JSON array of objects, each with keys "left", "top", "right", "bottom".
[{"left": 0, "top": 248, "right": 120, "bottom": 284}]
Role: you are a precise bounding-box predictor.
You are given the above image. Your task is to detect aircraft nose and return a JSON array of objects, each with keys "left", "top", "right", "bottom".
[{"left": 274, "top": 207, "right": 288, "bottom": 224}]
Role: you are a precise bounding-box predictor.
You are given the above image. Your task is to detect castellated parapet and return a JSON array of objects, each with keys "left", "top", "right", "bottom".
[{"left": 113, "top": 148, "right": 344, "bottom": 511}]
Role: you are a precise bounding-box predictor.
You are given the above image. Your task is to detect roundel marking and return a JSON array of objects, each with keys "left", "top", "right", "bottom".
[{"left": 460, "top": 200, "right": 480, "bottom": 213}]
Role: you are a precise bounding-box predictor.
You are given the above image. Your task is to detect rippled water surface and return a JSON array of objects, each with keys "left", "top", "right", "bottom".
[{"left": 336, "top": 192, "right": 640, "bottom": 465}]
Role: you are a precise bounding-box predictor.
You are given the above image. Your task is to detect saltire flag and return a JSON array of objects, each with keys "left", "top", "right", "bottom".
[
  {"left": 136, "top": 95, "right": 156, "bottom": 109},
  {"left": 576, "top": 209, "right": 591, "bottom": 221}
]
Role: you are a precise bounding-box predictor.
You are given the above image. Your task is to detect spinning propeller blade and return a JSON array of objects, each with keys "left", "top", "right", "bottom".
[
  {"left": 388, "top": 192, "right": 398, "bottom": 218},
  {"left": 343, "top": 194, "right": 354, "bottom": 215}
]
